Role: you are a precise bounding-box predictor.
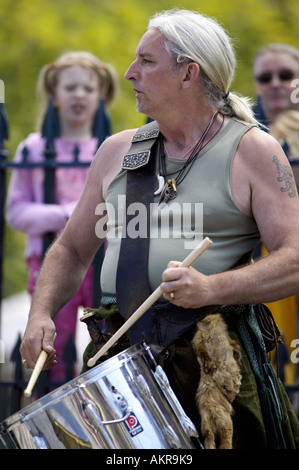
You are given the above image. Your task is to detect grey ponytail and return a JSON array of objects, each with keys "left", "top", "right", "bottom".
[{"left": 148, "top": 9, "right": 258, "bottom": 125}]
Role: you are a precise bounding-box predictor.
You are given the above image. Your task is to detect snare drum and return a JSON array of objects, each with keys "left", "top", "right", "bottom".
[{"left": 0, "top": 343, "right": 200, "bottom": 449}]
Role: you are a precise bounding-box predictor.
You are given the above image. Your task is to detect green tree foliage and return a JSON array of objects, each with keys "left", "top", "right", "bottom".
[{"left": 1, "top": 0, "right": 299, "bottom": 296}]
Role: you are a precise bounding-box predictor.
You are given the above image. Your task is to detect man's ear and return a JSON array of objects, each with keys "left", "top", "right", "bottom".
[{"left": 182, "top": 62, "right": 200, "bottom": 88}]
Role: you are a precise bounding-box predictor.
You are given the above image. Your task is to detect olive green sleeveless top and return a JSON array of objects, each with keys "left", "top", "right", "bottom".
[{"left": 100, "top": 118, "right": 261, "bottom": 296}]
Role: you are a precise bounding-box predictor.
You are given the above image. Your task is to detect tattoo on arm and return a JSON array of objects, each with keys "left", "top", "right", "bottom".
[{"left": 272, "top": 155, "right": 297, "bottom": 198}]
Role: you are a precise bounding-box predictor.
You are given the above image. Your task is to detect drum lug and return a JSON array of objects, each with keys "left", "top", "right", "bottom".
[
  {"left": 83, "top": 400, "right": 132, "bottom": 426},
  {"left": 153, "top": 365, "right": 199, "bottom": 440},
  {"left": 79, "top": 386, "right": 132, "bottom": 426}
]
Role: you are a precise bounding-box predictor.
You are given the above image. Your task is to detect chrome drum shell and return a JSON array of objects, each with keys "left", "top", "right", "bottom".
[{"left": 0, "top": 344, "right": 199, "bottom": 449}]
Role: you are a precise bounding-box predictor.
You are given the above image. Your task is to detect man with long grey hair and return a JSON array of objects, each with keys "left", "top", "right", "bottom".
[
  {"left": 20, "top": 10, "right": 299, "bottom": 448},
  {"left": 148, "top": 10, "right": 256, "bottom": 125}
]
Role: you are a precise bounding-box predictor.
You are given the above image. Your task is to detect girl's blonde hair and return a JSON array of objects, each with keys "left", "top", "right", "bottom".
[
  {"left": 148, "top": 9, "right": 257, "bottom": 125},
  {"left": 37, "top": 51, "right": 118, "bottom": 108}
]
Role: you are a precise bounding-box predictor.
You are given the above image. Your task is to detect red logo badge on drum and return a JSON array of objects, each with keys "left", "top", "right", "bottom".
[{"left": 124, "top": 413, "right": 143, "bottom": 437}]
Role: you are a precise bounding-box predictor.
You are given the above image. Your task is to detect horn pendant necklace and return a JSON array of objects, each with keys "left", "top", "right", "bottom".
[{"left": 156, "top": 112, "right": 223, "bottom": 207}]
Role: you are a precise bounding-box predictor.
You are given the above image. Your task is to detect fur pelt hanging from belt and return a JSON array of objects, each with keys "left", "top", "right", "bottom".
[{"left": 192, "top": 313, "right": 242, "bottom": 449}]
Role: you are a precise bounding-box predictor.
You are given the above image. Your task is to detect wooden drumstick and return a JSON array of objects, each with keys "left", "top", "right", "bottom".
[
  {"left": 87, "top": 237, "right": 212, "bottom": 368},
  {"left": 24, "top": 333, "right": 56, "bottom": 398}
]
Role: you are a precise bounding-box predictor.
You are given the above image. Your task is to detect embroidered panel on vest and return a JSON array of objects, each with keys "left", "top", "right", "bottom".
[{"left": 121, "top": 121, "right": 159, "bottom": 170}]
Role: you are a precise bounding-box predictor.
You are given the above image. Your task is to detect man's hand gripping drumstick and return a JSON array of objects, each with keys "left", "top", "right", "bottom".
[
  {"left": 87, "top": 237, "right": 212, "bottom": 368},
  {"left": 23, "top": 332, "right": 57, "bottom": 398}
]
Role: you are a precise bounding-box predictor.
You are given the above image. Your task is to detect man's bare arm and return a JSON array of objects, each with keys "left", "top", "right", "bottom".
[
  {"left": 20, "top": 130, "right": 135, "bottom": 368},
  {"left": 161, "top": 129, "right": 299, "bottom": 307}
]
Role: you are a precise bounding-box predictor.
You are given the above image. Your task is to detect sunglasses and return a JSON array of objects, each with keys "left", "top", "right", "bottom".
[{"left": 255, "top": 69, "right": 295, "bottom": 84}]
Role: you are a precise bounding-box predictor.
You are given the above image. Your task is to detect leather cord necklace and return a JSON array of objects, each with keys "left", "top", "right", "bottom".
[{"left": 158, "top": 112, "right": 224, "bottom": 206}]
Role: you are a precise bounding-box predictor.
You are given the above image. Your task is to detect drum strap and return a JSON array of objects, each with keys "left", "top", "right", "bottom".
[{"left": 116, "top": 120, "right": 159, "bottom": 319}]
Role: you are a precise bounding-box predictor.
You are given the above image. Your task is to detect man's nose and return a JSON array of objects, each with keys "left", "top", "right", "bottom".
[{"left": 125, "top": 60, "right": 138, "bottom": 81}]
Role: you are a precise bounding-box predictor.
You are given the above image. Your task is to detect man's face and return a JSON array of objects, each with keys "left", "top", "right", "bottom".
[
  {"left": 125, "top": 28, "right": 183, "bottom": 120},
  {"left": 254, "top": 51, "right": 299, "bottom": 123}
]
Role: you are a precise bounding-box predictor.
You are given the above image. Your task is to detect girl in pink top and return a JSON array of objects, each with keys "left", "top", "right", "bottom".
[{"left": 7, "top": 51, "right": 118, "bottom": 386}]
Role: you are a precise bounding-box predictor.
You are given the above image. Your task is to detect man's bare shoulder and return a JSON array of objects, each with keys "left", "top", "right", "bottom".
[
  {"left": 90, "top": 128, "right": 138, "bottom": 198},
  {"left": 238, "top": 125, "right": 288, "bottom": 167},
  {"left": 107, "top": 128, "right": 139, "bottom": 146},
  {"left": 90, "top": 128, "right": 138, "bottom": 176},
  {"left": 96, "top": 128, "right": 138, "bottom": 162}
]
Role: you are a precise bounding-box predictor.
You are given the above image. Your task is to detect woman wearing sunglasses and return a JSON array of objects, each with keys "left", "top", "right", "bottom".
[{"left": 253, "top": 43, "right": 299, "bottom": 126}]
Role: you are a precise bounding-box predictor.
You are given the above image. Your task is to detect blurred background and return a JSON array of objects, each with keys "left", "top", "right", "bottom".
[{"left": 1, "top": 0, "right": 299, "bottom": 298}]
